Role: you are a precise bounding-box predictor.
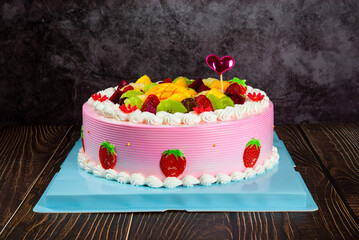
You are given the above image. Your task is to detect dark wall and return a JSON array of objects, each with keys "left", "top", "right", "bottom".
[{"left": 1, "top": 0, "right": 358, "bottom": 126}]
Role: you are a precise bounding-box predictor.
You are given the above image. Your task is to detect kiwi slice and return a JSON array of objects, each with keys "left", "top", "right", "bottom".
[
  {"left": 156, "top": 99, "right": 187, "bottom": 114},
  {"left": 221, "top": 96, "right": 234, "bottom": 108},
  {"left": 143, "top": 83, "right": 158, "bottom": 93},
  {"left": 120, "top": 90, "right": 143, "bottom": 99},
  {"left": 124, "top": 96, "right": 143, "bottom": 110},
  {"left": 207, "top": 94, "right": 224, "bottom": 110}
]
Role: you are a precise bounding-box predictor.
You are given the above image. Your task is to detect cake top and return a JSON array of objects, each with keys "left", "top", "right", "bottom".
[{"left": 87, "top": 76, "right": 271, "bottom": 126}]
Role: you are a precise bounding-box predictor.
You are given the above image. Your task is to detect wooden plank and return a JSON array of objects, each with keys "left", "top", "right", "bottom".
[
  {"left": 126, "top": 125, "right": 359, "bottom": 239},
  {"left": 300, "top": 123, "right": 359, "bottom": 216},
  {"left": 0, "top": 125, "right": 71, "bottom": 230},
  {"left": 0, "top": 127, "right": 133, "bottom": 239}
]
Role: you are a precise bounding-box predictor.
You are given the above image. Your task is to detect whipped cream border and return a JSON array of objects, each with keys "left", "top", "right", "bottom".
[
  {"left": 87, "top": 85, "right": 271, "bottom": 126},
  {"left": 78, "top": 146, "right": 279, "bottom": 188}
]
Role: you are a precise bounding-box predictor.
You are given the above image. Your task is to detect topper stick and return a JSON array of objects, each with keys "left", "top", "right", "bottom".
[{"left": 220, "top": 74, "right": 223, "bottom": 92}]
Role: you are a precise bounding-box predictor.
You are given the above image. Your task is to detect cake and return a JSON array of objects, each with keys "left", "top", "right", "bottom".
[{"left": 78, "top": 74, "right": 279, "bottom": 188}]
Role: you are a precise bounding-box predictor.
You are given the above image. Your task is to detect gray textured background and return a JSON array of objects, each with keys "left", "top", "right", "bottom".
[{"left": 1, "top": 0, "right": 358, "bottom": 126}]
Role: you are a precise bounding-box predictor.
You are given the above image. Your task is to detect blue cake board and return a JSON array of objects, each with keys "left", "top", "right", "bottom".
[{"left": 34, "top": 132, "right": 317, "bottom": 212}]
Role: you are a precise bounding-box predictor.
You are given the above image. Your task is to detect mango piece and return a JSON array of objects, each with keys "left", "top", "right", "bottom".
[{"left": 136, "top": 75, "right": 152, "bottom": 85}]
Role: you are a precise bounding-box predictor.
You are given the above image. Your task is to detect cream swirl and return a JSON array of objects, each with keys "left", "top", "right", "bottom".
[
  {"left": 199, "top": 174, "right": 217, "bottom": 186},
  {"left": 116, "top": 172, "right": 130, "bottom": 184},
  {"left": 244, "top": 168, "right": 256, "bottom": 179},
  {"left": 181, "top": 175, "right": 200, "bottom": 187},
  {"left": 231, "top": 171, "right": 245, "bottom": 181},
  {"left": 129, "top": 174, "right": 145, "bottom": 186},
  {"left": 216, "top": 173, "right": 232, "bottom": 184},
  {"left": 104, "top": 169, "right": 117, "bottom": 181},
  {"left": 145, "top": 114, "right": 163, "bottom": 125},
  {"left": 200, "top": 111, "right": 218, "bottom": 123},
  {"left": 164, "top": 114, "right": 182, "bottom": 125},
  {"left": 182, "top": 114, "right": 201, "bottom": 125},
  {"left": 163, "top": 177, "right": 182, "bottom": 188},
  {"left": 215, "top": 109, "right": 233, "bottom": 121},
  {"left": 145, "top": 176, "right": 164, "bottom": 188},
  {"left": 128, "top": 110, "right": 145, "bottom": 124}
]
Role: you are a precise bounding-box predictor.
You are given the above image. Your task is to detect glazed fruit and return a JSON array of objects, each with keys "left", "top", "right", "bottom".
[
  {"left": 160, "top": 149, "right": 187, "bottom": 177},
  {"left": 210, "top": 80, "right": 231, "bottom": 92},
  {"left": 206, "top": 88, "right": 226, "bottom": 99},
  {"left": 207, "top": 94, "right": 224, "bottom": 110},
  {"left": 109, "top": 90, "right": 121, "bottom": 104},
  {"left": 188, "top": 77, "right": 204, "bottom": 92},
  {"left": 136, "top": 75, "right": 152, "bottom": 85},
  {"left": 99, "top": 141, "right": 117, "bottom": 170},
  {"left": 220, "top": 96, "right": 235, "bottom": 108},
  {"left": 156, "top": 99, "right": 187, "bottom": 114},
  {"left": 173, "top": 77, "right": 188, "bottom": 87},
  {"left": 120, "top": 90, "right": 143, "bottom": 99},
  {"left": 181, "top": 98, "right": 198, "bottom": 112},
  {"left": 145, "top": 83, "right": 192, "bottom": 102},
  {"left": 118, "top": 79, "right": 129, "bottom": 89},
  {"left": 231, "top": 94, "right": 246, "bottom": 105},
  {"left": 195, "top": 95, "right": 214, "bottom": 111},
  {"left": 197, "top": 84, "right": 211, "bottom": 93},
  {"left": 243, "top": 138, "right": 261, "bottom": 168},
  {"left": 143, "top": 83, "right": 157, "bottom": 93},
  {"left": 141, "top": 94, "right": 160, "bottom": 114},
  {"left": 124, "top": 96, "right": 143, "bottom": 110}
]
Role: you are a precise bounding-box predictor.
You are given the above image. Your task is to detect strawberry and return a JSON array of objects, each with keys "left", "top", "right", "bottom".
[
  {"left": 81, "top": 125, "right": 85, "bottom": 152},
  {"left": 229, "top": 78, "right": 247, "bottom": 94},
  {"left": 160, "top": 149, "right": 187, "bottom": 177},
  {"left": 197, "top": 84, "right": 211, "bottom": 93},
  {"left": 109, "top": 90, "right": 121, "bottom": 103},
  {"left": 195, "top": 95, "right": 214, "bottom": 111},
  {"left": 99, "top": 141, "right": 117, "bottom": 170},
  {"left": 243, "top": 138, "right": 261, "bottom": 168},
  {"left": 118, "top": 79, "right": 129, "bottom": 89},
  {"left": 188, "top": 77, "right": 203, "bottom": 92},
  {"left": 159, "top": 78, "right": 173, "bottom": 84}
]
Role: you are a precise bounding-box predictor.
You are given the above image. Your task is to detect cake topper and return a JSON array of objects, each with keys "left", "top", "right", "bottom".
[{"left": 206, "top": 54, "right": 235, "bottom": 92}]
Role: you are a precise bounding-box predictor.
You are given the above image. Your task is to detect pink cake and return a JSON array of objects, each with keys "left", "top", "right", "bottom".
[{"left": 78, "top": 76, "right": 279, "bottom": 188}]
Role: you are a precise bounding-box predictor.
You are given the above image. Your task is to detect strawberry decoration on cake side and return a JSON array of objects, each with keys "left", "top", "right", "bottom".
[
  {"left": 99, "top": 141, "right": 117, "bottom": 170},
  {"left": 243, "top": 138, "right": 261, "bottom": 168},
  {"left": 81, "top": 125, "right": 85, "bottom": 152},
  {"left": 160, "top": 149, "right": 187, "bottom": 177}
]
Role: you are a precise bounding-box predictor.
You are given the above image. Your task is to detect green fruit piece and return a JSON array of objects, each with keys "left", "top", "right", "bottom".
[
  {"left": 207, "top": 94, "right": 224, "bottom": 110},
  {"left": 124, "top": 96, "right": 143, "bottom": 110},
  {"left": 221, "top": 96, "right": 234, "bottom": 108},
  {"left": 143, "top": 83, "right": 158, "bottom": 93},
  {"left": 185, "top": 78, "right": 194, "bottom": 86},
  {"left": 156, "top": 99, "right": 187, "bottom": 114},
  {"left": 120, "top": 90, "right": 143, "bottom": 99}
]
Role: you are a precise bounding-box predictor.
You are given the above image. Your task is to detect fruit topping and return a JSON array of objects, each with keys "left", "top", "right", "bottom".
[
  {"left": 225, "top": 82, "right": 242, "bottom": 96},
  {"left": 130, "top": 83, "right": 145, "bottom": 91},
  {"left": 181, "top": 98, "right": 198, "bottom": 113},
  {"left": 159, "top": 78, "right": 173, "bottom": 84},
  {"left": 188, "top": 77, "right": 204, "bottom": 92},
  {"left": 210, "top": 80, "right": 231, "bottom": 92},
  {"left": 231, "top": 94, "right": 246, "bottom": 104},
  {"left": 136, "top": 75, "right": 152, "bottom": 84},
  {"left": 220, "top": 96, "right": 235, "bottom": 108},
  {"left": 118, "top": 97, "right": 127, "bottom": 106},
  {"left": 145, "top": 83, "right": 192, "bottom": 102},
  {"left": 202, "top": 77, "right": 217, "bottom": 87},
  {"left": 173, "top": 77, "right": 188, "bottom": 87},
  {"left": 124, "top": 96, "right": 143, "bottom": 110},
  {"left": 160, "top": 149, "right": 187, "bottom": 177},
  {"left": 120, "top": 90, "right": 143, "bottom": 99},
  {"left": 122, "top": 85, "right": 134, "bottom": 93},
  {"left": 91, "top": 93, "right": 108, "bottom": 102},
  {"left": 99, "top": 141, "right": 117, "bottom": 170},
  {"left": 109, "top": 90, "right": 121, "bottom": 104},
  {"left": 207, "top": 94, "right": 224, "bottom": 110},
  {"left": 195, "top": 95, "right": 214, "bottom": 111},
  {"left": 141, "top": 94, "right": 160, "bottom": 114},
  {"left": 197, "top": 84, "right": 211, "bottom": 93},
  {"left": 143, "top": 83, "right": 158, "bottom": 93},
  {"left": 119, "top": 103, "right": 138, "bottom": 113},
  {"left": 118, "top": 79, "right": 129, "bottom": 89},
  {"left": 206, "top": 88, "right": 226, "bottom": 99},
  {"left": 156, "top": 99, "right": 187, "bottom": 114},
  {"left": 243, "top": 138, "right": 261, "bottom": 168},
  {"left": 247, "top": 92, "right": 265, "bottom": 102},
  {"left": 229, "top": 77, "right": 247, "bottom": 94},
  {"left": 193, "top": 106, "right": 213, "bottom": 114}
]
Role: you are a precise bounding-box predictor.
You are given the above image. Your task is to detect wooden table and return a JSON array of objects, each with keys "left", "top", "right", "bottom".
[{"left": 0, "top": 124, "right": 358, "bottom": 239}]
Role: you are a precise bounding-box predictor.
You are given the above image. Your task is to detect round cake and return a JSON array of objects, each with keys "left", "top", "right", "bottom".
[{"left": 78, "top": 76, "right": 279, "bottom": 188}]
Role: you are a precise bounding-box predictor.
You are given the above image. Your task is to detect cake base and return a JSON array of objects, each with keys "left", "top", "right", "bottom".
[{"left": 34, "top": 133, "right": 317, "bottom": 212}]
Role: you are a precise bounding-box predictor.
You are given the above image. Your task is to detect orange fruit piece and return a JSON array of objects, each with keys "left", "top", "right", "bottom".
[
  {"left": 145, "top": 83, "right": 192, "bottom": 102},
  {"left": 211, "top": 80, "right": 231, "bottom": 92}
]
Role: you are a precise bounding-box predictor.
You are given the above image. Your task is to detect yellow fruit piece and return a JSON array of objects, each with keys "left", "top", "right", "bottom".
[
  {"left": 211, "top": 80, "right": 231, "bottom": 92},
  {"left": 196, "top": 90, "right": 209, "bottom": 96},
  {"left": 136, "top": 75, "right": 152, "bottom": 85},
  {"left": 137, "top": 94, "right": 148, "bottom": 103},
  {"left": 206, "top": 88, "right": 226, "bottom": 99},
  {"left": 188, "top": 88, "right": 197, "bottom": 97},
  {"left": 145, "top": 83, "right": 192, "bottom": 101},
  {"left": 173, "top": 77, "right": 188, "bottom": 87},
  {"left": 130, "top": 83, "right": 145, "bottom": 91},
  {"left": 203, "top": 77, "right": 218, "bottom": 87}
]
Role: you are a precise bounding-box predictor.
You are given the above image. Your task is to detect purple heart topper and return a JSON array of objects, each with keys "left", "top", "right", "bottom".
[{"left": 206, "top": 54, "right": 235, "bottom": 75}]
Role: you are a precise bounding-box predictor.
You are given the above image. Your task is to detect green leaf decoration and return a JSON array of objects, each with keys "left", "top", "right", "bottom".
[
  {"left": 100, "top": 141, "right": 117, "bottom": 156},
  {"left": 245, "top": 138, "right": 261, "bottom": 150},
  {"left": 162, "top": 149, "right": 185, "bottom": 160},
  {"left": 81, "top": 125, "right": 83, "bottom": 138},
  {"left": 229, "top": 77, "right": 247, "bottom": 87}
]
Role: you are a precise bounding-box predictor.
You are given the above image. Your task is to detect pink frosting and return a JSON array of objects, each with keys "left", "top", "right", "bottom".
[{"left": 82, "top": 102, "right": 274, "bottom": 181}]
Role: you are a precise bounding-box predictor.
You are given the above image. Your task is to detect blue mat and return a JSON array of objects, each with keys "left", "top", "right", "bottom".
[{"left": 34, "top": 132, "right": 317, "bottom": 212}]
